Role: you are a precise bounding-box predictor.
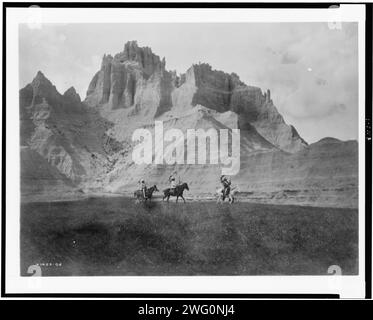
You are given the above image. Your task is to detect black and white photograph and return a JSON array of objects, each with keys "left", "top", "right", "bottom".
[{"left": 2, "top": 3, "right": 370, "bottom": 299}]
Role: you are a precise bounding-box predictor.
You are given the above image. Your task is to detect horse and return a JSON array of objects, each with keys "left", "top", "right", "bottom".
[
  {"left": 216, "top": 186, "right": 235, "bottom": 204},
  {"left": 163, "top": 182, "right": 189, "bottom": 203},
  {"left": 134, "top": 185, "right": 159, "bottom": 203}
]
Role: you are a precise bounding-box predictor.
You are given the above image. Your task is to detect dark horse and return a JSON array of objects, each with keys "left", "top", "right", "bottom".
[
  {"left": 163, "top": 182, "right": 189, "bottom": 203},
  {"left": 134, "top": 185, "right": 159, "bottom": 203}
]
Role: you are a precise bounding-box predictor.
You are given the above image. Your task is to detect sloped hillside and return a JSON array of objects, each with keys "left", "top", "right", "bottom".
[
  {"left": 20, "top": 71, "right": 122, "bottom": 191},
  {"left": 21, "top": 146, "right": 75, "bottom": 198}
]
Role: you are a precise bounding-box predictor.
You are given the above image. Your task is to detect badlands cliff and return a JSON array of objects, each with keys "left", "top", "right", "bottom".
[{"left": 20, "top": 41, "right": 358, "bottom": 207}]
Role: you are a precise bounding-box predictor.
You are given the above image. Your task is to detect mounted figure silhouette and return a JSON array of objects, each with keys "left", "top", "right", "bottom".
[
  {"left": 134, "top": 184, "right": 159, "bottom": 203},
  {"left": 163, "top": 182, "right": 189, "bottom": 203}
]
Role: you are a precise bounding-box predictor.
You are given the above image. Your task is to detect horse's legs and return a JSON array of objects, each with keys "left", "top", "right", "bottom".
[
  {"left": 181, "top": 195, "right": 186, "bottom": 203},
  {"left": 228, "top": 194, "right": 234, "bottom": 204},
  {"left": 176, "top": 196, "right": 179, "bottom": 203},
  {"left": 167, "top": 195, "right": 170, "bottom": 202}
]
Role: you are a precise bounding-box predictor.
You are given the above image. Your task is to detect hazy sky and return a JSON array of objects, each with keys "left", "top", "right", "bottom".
[{"left": 19, "top": 23, "right": 359, "bottom": 143}]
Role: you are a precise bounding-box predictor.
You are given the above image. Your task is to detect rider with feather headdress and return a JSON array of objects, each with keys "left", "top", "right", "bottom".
[{"left": 220, "top": 175, "right": 231, "bottom": 197}]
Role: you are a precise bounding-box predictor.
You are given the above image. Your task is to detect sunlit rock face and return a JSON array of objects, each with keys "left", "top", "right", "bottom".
[
  {"left": 85, "top": 41, "right": 173, "bottom": 119},
  {"left": 85, "top": 42, "right": 307, "bottom": 152}
]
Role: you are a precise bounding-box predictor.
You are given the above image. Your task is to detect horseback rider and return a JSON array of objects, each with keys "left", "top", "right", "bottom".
[
  {"left": 220, "top": 175, "right": 231, "bottom": 197},
  {"left": 138, "top": 179, "right": 147, "bottom": 199},
  {"left": 169, "top": 174, "right": 177, "bottom": 195}
]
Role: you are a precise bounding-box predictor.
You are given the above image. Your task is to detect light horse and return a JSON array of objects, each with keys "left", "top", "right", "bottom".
[
  {"left": 163, "top": 182, "right": 189, "bottom": 203},
  {"left": 134, "top": 185, "right": 159, "bottom": 203},
  {"left": 216, "top": 186, "right": 235, "bottom": 204}
]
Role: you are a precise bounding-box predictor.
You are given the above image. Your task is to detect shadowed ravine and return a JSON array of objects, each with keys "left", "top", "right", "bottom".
[{"left": 21, "top": 197, "right": 358, "bottom": 276}]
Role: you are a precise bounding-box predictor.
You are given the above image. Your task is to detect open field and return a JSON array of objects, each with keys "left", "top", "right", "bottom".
[{"left": 21, "top": 197, "right": 358, "bottom": 276}]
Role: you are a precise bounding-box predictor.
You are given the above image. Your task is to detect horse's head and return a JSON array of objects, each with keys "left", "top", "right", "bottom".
[
  {"left": 183, "top": 183, "right": 189, "bottom": 191},
  {"left": 153, "top": 185, "right": 159, "bottom": 192}
]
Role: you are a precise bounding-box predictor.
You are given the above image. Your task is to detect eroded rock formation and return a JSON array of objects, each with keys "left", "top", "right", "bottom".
[
  {"left": 19, "top": 41, "right": 357, "bottom": 207},
  {"left": 85, "top": 41, "right": 173, "bottom": 119},
  {"left": 85, "top": 43, "right": 307, "bottom": 152},
  {"left": 177, "top": 63, "right": 307, "bottom": 152},
  {"left": 20, "top": 71, "right": 121, "bottom": 189}
]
